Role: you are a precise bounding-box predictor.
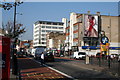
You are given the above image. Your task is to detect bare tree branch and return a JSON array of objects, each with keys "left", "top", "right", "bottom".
[{"left": 3, "top": 20, "right": 26, "bottom": 39}]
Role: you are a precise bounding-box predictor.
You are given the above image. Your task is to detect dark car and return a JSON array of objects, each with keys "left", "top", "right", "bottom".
[
  {"left": 44, "top": 52, "right": 54, "bottom": 62},
  {"left": 20, "top": 48, "right": 26, "bottom": 54},
  {"left": 55, "top": 52, "right": 60, "bottom": 57},
  {"left": 96, "top": 53, "right": 101, "bottom": 58},
  {"left": 16, "top": 52, "right": 26, "bottom": 58},
  {"left": 35, "top": 53, "right": 41, "bottom": 60}
]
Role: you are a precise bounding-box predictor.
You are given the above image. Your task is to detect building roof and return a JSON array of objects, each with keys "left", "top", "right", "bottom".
[
  {"left": 76, "top": 13, "right": 119, "bottom": 17},
  {"left": 34, "top": 20, "right": 64, "bottom": 26}
]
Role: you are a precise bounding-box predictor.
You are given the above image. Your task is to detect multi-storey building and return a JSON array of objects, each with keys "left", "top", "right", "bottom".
[
  {"left": 33, "top": 18, "right": 67, "bottom": 48},
  {"left": 46, "top": 32, "right": 66, "bottom": 50},
  {"left": 65, "top": 11, "right": 120, "bottom": 54}
]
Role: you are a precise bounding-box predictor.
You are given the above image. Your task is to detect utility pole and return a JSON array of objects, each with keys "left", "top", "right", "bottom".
[
  {"left": 2, "top": 1, "right": 23, "bottom": 75},
  {"left": 14, "top": 2, "right": 17, "bottom": 38}
]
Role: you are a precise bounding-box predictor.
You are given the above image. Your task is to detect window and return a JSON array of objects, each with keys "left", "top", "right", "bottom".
[
  {"left": 42, "top": 22, "right": 46, "bottom": 24},
  {"left": 35, "top": 26, "right": 38, "bottom": 29},
  {"left": 42, "top": 38, "right": 46, "bottom": 40},
  {"left": 35, "top": 34, "right": 39, "bottom": 37},
  {"left": 73, "top": 42, "right": 78, "bottom": 46},
  {"left": 53, "top": 23, "right": 57, "bottom": 25},
  {"left": 42, "top": 26, "right": 45, "bottom": 28},
  {"left": 59, "top": 23, "right": 63, "bottom": 25},
  {"left": 47, "top": 22, "right": 51, "bottom": 25},
  {"left": 46, "top": 26, "right": 51, "bottom": 28},
  {"left": 66, "top": 29, "right": 70, "bottom": 33},
  {"left": 59, "top": 27, "right": 63, "bottom": 29},
  {"left": 52, "top": 27, "right": 58, "bottom": 29},
  {"left": 46, "top": 30, "right": 51, "bottom": 32},
  {"left": 34, "top": 38, "right": 39, "bottom": 41},
  {"left": 52, "top": 30, "right": 60, "bottom": 32},
  {"left": 35, "top": 30, "right": 39, "bottom": 33},
  {"left": 42, "top": 42, "right": 46, "bottom": 44},
  {"left": 73, "top": 33, "right": 78, "bottom": 38},
  {"left": 78, "top": 17, "right": 83, "bottom": 22},
  {"left": 42, "top": 34, "right": 46, "bottom": 36},
  {"left": 42, "top": 30, "right": 46, "bottom": 32},
  {"left": 73, "top": 25, "right": 78, "bottom": 31}
]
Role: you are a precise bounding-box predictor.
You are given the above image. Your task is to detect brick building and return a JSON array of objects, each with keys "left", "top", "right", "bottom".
[
  {"left": 46, "top": 32, "right": 66, "bottom": 51},
  {"left": 65, "top": 11, "right": 120, "bottom": 55}
]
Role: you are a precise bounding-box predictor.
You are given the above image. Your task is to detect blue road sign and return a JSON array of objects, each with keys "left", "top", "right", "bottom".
[{"left": 101, "top": 37, "right": 109, "bottom": 45}]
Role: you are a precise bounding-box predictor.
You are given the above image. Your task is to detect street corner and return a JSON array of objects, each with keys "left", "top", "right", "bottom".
[{"left": 20, "top": 66, "right": 70, "bottom": 80}]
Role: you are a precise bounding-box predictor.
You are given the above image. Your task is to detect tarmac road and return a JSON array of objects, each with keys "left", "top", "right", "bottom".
[
  {"left": 44, "top": 57, "right": 118, "bottom": 80},
  {"left": 17, "top": 57, "right": 119, "bottom": 80}
]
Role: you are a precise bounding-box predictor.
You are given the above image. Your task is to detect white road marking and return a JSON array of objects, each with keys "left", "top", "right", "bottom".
[
  {"left": 44, "top": 64, "right": 74, "bottom": 79},
  {"left": 31, "top": 59, "right": 74, "bottom": 79}
]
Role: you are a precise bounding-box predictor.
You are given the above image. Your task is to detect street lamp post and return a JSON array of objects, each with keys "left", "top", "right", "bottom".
[
  {"left": 14, "top": 2, "right": 17, "bottom": 38},
  {"left": 12, "top": 1, "right": 23, "bottom": 75},
  {"left": 2, "top": 1, "right": 23, "bottom": 75},
  {"left": 3, "top": 1, "right": 23, "bottom": 75}
]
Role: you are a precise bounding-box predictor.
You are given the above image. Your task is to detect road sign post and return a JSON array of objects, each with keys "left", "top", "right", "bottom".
[
  {"left": 106, "top": 43, "right": 110, "bottom": 68},
  {"left": 101, "top": 36, "right": 110, "bottom": 68},
  {"left": 86, "top": 48, "right": 90, "bottom": 64}
]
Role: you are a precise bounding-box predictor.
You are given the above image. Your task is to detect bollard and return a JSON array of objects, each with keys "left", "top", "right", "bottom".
[
  {"left": 108, "top": 55, "right": 110, "bottom": 69},
  {"left": 98, "top": 57, "right": 101, "bottom": 67}
]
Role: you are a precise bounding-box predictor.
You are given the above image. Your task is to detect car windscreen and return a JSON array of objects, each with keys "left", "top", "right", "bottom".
[{"left": 78, "top": 52, "right": 85, "bottom": 55}]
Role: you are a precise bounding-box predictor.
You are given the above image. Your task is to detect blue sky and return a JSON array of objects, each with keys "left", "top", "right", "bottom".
[{"left": 2, "top": 2, "right": 119, "bottom": 40}]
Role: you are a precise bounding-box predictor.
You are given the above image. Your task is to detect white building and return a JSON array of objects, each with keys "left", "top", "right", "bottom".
[{"left": 33, "top": 18, "right": 67, "bottom": 48}]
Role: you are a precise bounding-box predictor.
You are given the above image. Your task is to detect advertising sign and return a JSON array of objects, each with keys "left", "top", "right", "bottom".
[{"left": 84, "top": 15, "right": 99, "bottom": 37}]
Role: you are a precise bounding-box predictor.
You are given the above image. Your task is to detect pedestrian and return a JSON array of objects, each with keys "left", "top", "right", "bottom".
[
  {"left": 110, "top": 55, "right": 114, "bottom": 61},
  {"left": 118, "top": 54, "right": 120, "bottom": 62},
  {"left": 41, "top": 52, "right": 45, "bottom": 65}
]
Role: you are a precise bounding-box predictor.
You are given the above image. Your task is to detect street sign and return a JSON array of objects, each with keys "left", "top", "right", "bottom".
[{"left": 101, "top": 36, "right": 109, "bottom": 45}]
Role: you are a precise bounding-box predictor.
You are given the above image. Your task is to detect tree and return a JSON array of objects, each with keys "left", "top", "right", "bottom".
[{"left": 3, "top": 20, "right": 26, "bottom": 39}]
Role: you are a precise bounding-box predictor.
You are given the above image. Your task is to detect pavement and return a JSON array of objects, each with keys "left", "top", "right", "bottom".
[
  {"left": 16, "top": 57, "right": 119, "bottom": 80},
  {"left": 17, "top": 57, "right": 72, "bottom": 80},
  {"left": 10, "top": 70, "right": 17, "bottom": 80}
]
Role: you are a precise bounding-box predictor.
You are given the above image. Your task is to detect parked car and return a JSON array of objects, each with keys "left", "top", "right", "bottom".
[
  {"left": 44, "top": 52, "right": 54, "bottom": 62},
  {"left": 73, "top": 52, "right": 86, "bottom": 59},
  {"left": 96, "top": 52, "right": 101, "bottom": 58},
  {"left": 54, "top": 52, "right": 60, "bottom": 57},
  {"left": 16, "top": 51, "right": 26, "bottom": 58},
  {"left": 18, "top": 48, "right": 27, "bottom": 57},
  {"left": 110, "top": 54, "right": 118, "bottom": 59}
]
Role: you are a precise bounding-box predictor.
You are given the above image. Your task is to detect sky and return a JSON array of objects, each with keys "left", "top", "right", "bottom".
[{"left": 1, "top": 2, "right": 119, "bottom": 40}]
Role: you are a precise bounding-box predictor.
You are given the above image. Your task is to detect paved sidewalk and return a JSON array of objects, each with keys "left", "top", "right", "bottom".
[
  {"left": 18, "top": 58, "right": 72, "bottom": 80},
  {"left": 10, "top": 70, "right": 17, "bottom": 80},
  {"left": 20, "top": 66, "right": 70, "bottom": 80}
]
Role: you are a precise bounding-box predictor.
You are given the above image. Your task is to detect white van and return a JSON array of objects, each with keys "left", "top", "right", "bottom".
[
  {"left": 34, "top": 48, "right": 45, "bottom": 59},
  {"left": 73, "top": 51, "right": 86, "bottom": 59}
]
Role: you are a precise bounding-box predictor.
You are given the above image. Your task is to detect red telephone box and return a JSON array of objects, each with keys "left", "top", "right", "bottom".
[{"left": 0, "top": 36, "right": 10, "bottom": 80}]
